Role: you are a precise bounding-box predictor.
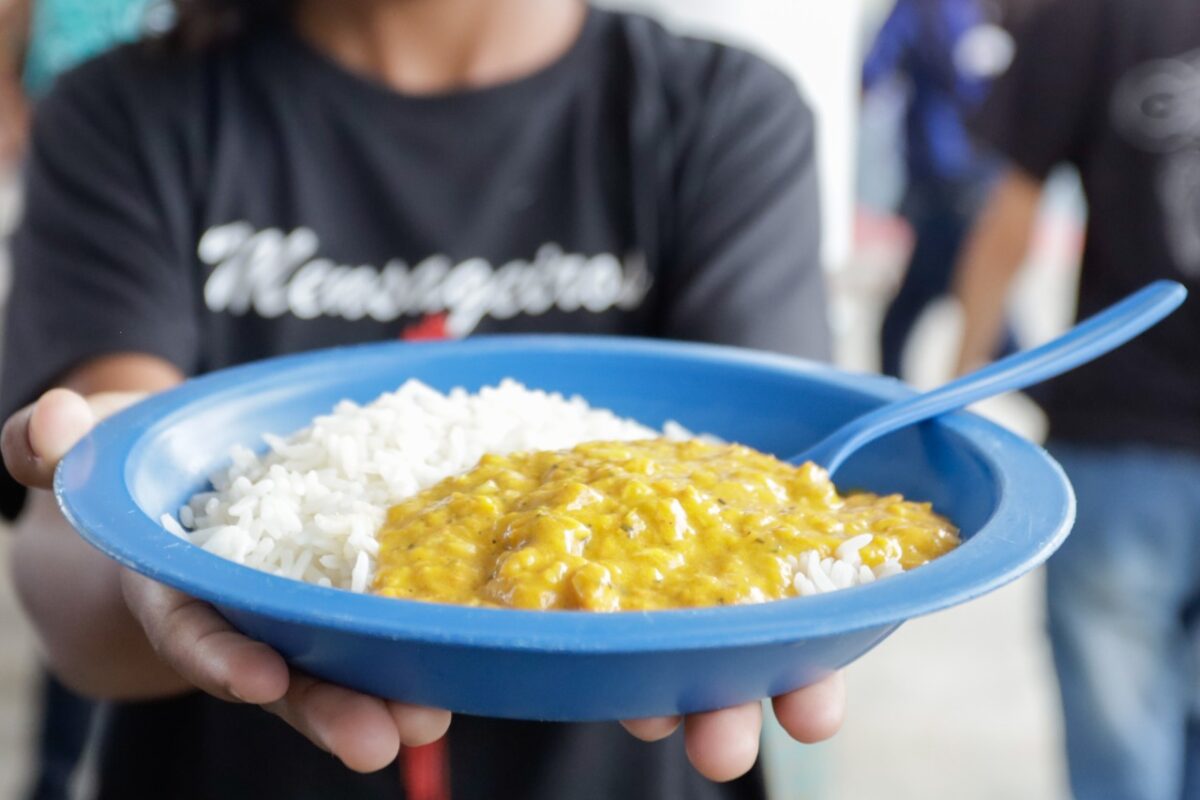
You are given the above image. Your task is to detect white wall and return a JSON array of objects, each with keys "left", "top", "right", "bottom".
[{"left": 597, "top": 0, "right": 864, "bottom": 269}]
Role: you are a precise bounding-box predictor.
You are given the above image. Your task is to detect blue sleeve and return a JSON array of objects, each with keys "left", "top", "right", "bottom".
[{"left": 862, "top": 0, "right": 916, "bottom": 90}]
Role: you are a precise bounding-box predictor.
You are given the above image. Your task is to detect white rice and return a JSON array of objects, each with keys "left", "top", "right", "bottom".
[{"left": 164, "top": 379, "right": 902, "bottom": 599}]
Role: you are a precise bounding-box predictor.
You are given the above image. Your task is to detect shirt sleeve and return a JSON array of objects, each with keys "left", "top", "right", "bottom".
[
  {"left": 862, "top": 0, "right": 916, "bottom": 91},
  {"left": 973, "top": 0, "right": 1102, "bottom": 180},
  {"left": 1, "top": 55, "right": 199, "bottom": 519},
  {"left": 659, "top": 50, "right": 831, "bottom": 361}
]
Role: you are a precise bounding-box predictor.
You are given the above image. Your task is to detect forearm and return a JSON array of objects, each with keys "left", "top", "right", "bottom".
[
  {"left": 11, "top": 491, "right": 192, "bottom": 698},
  {"left": 952, "top": 170, "right": 1043, "bottom": 374},
  {"left": 954, "top": 237, "right": 1020, "bottom": 374}
]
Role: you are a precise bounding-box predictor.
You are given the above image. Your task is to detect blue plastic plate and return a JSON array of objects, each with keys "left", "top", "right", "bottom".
[{"left": 56, "top": 336, "right": 1075, "bottom": 721}]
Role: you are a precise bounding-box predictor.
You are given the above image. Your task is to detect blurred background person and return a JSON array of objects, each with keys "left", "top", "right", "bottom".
[
  {"left": 21, "top": 0, "right": 167, "bottom": 97},
  {"left": 862, "top": 0, "right": 1015, "bottom": 379},
  {"left": 954, "top": 0, "right": 1200, "bottom": 797}
]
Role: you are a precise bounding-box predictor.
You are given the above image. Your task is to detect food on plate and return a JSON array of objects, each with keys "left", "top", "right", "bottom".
[
  {"left": 164, "top": 380, "right": 958, "bottom": 609},
  {"left": 373, "top": 439, "right": 958, "bottom": 610}
]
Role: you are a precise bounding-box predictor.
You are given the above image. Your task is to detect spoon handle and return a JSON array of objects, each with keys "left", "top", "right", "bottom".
[{"left": 796, "top": 280, "right": 1188, "bottom": 474}]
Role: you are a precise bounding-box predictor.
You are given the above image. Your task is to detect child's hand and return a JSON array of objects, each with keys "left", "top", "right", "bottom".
[
  {"left": 3, "top": 388, "right": 451, "bottom": 772},
  {"left": 120, "top": 568, "right": 451, "bottom": 771},
  {"left": 621, "top": 675, "right": 844, "bottom": 781}
]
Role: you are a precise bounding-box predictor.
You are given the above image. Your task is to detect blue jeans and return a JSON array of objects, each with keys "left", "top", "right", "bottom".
[{"left": 1046, "top": 442, "right": 1200, "bottom": 800}]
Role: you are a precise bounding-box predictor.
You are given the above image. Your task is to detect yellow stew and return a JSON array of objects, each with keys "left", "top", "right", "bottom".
[{"left": 372, "top": 439, "right": 959, "bottom": 611}]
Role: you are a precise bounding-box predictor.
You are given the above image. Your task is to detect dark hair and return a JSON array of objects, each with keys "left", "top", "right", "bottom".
[{"left": 165, "top": 0, "right": 297, "bottom": 50}]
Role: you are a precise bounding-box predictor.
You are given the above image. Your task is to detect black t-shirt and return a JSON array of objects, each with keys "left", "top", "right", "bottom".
[
  {"left": 2, "top": 8, "right": 828, "bottom": 799},
  {"left": 977, "top": 0, "right": 1200, "bottom": 451}
]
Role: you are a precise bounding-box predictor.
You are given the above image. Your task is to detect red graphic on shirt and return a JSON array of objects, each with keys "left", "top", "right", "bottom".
[
  {"left": 402, "top": 739, "right": 451, "bottom": 800},
  {"left": 401, "top": 312, "right": 451, "bottom": 341}
]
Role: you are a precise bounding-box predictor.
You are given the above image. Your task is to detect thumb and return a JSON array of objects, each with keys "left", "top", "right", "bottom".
[
  {"left": 28, "top": 388, "right": 96, "bottom": 470},
  {"left": 3, "top": 389, "right": 95, "bottom": 490},
  {"left": 4, "top": 389, "right": 148, "bottom": 490},
  {"left": 27, "top": 389, "right": 95, "bottom": 475}
]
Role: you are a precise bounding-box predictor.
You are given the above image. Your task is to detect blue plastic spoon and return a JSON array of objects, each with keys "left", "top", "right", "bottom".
[{"left": 795, "top": 280, "right": 1189, "bottom": 474}]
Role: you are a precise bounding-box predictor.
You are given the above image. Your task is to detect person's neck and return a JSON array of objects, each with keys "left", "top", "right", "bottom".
[{"left": 294, "top": 0, "right": 588, "bottom": 95}]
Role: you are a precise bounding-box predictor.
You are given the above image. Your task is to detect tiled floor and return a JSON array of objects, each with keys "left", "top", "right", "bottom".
[{"left": 0, "top": 174, "right": 1079, "bottom": 799}]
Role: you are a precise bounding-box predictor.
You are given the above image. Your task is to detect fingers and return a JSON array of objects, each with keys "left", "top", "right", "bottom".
[
  {"left": 630, "top": 674, "right": 847, "bottom": 782},
  {"left": 122, "top": 570, "right": 448, "bottom": 773},
  {"left": 620, "top": 715, "right": 682, "bottom": 742},
  {"left": 3, "top": 389, "right": 94, "bottom": 489},
  {"left": 121, "top": 570, "right": 289, "bottom": 705},
  {"left": 683, "top": 701, "right": 763, "bottom": 783},
  {"left": 388, "top": 702, "right": 452, "bottom": 747},
  {"left": 771, "top": 672, "right": 846, "bottom": 744},
  {"left": 265, "top": 675, "right": 402, "bottom": 773}
]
